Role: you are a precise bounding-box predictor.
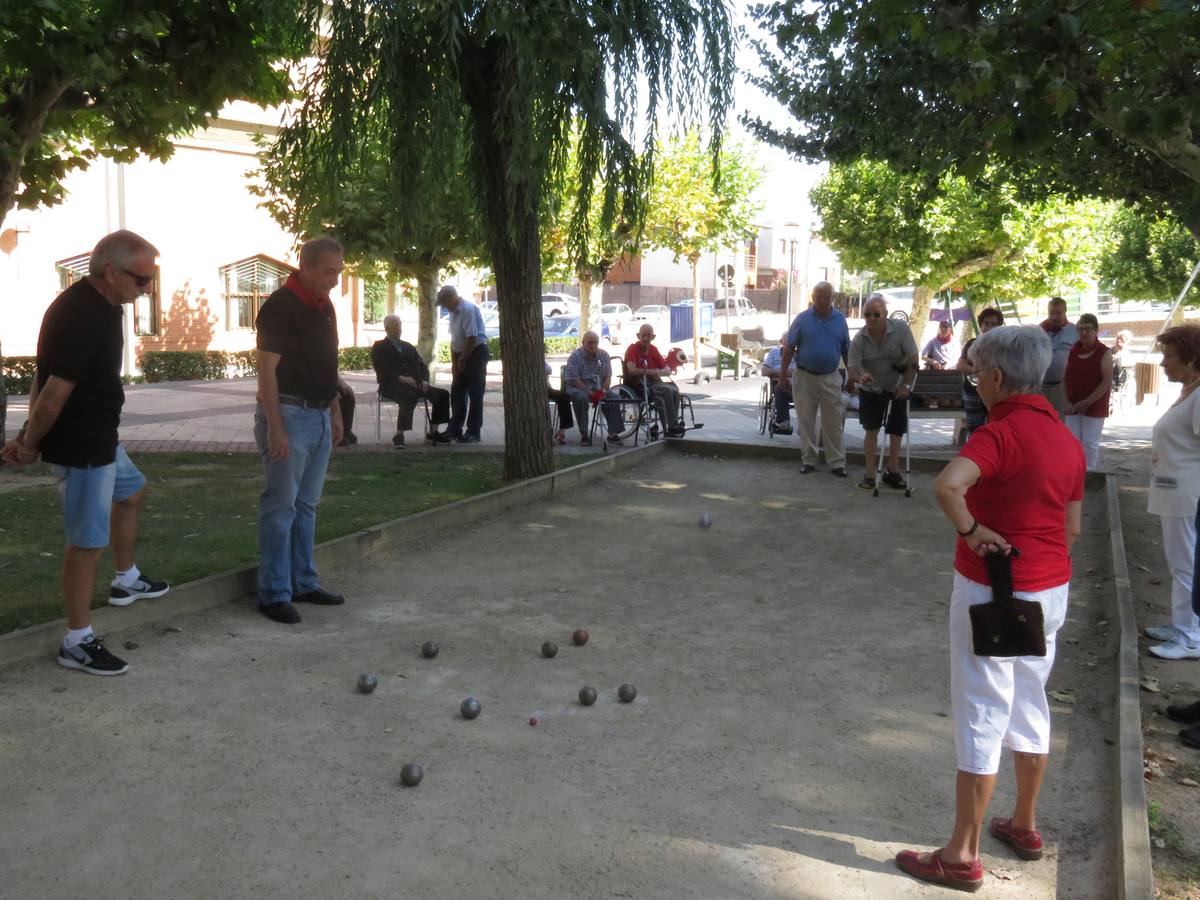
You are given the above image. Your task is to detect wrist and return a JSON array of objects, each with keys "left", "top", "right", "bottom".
[{"left": 957, "top": 519, "right": 978, "bottom": 537}]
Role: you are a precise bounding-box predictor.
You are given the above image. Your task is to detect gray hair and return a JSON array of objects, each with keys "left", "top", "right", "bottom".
[
  {"left": 383, "top": 314, "right": 401, "bottom": 331},
  {"left": 436, "top": 285, "right": 460, "bottom": 305},
  {"left": 298, "top": 236, "right": 343, "bottom": 267},
  {"left": 970, "top": 325, "right": 1052, "bottom": 394},
  {"left": 864, "top": 292, "right": 886, "bottom": 312},
  {"left": 89, "top": 230, "right": 158, "bottom": 275}
]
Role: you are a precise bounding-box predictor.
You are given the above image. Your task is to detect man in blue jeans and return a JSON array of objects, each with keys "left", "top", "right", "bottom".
[
  {"left": 437, "top": 285, "right": 490, "bottom": 443},
  {"left": 254, "top": 236, "right": 347, "bottom": 625},
  {"left": 3, "top": 230, "right": 169, "bottom": 675}
]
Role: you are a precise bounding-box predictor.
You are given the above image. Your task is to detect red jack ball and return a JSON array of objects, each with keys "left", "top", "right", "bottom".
[
  {"left": 529, "top": 716, "right": 538, "bottom": 726},
  {"left": 572, "top": 629, "right": 589, "bottom": 646}
]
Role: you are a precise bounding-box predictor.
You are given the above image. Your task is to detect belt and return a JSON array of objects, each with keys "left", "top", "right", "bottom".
[
  {"left": 278, "top": 394, "right": 331, "bottom": 410},
  {"left": 1043, "top": 381, "right": 1061, "bottom": 386},
  {"left": 797, "top": 366, "right": 836, "bottom": 376}
]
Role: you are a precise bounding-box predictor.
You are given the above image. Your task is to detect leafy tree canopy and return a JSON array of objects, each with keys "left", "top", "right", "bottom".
[
  {"left": 749, "top": 0, "right": 1200, "bottom": 237},
  {"left": 1099, "top": 205, "right": 1200, "bottom": 304},
  {"left": 0, "top": 0, "right": 305, "bottom": 225}
]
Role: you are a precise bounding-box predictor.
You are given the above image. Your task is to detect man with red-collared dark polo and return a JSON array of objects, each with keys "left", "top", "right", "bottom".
[
  {"left": 253, "top": 237, "right": 347, "bottom": 625},
  {"left": 624, "top": 323, "right": 684, "bottom": 435},
  {"left": 2, "top": 230, "right": 170, "bottom": 675}
]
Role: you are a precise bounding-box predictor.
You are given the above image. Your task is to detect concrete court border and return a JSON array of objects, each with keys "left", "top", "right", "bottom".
[
  {"left": 663, "top": 439, "right": 1153, "bottom": 899},
  {"left": 0, "top": 442, "right": 665, "bottom": 670},
  {"left": 0, "top": 436, "right": 1155, "bottom": 896}
]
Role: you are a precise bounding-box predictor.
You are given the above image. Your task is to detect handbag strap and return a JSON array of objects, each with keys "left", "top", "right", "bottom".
[{"left": 983, "top": 548, "right": 1021, "bottom": 607}]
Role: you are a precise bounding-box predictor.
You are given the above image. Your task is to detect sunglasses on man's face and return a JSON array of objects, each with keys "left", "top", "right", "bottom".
[
  {"left": 121, "top": 268, "right": 154, "bottom": 288},
  {"left": 864, "top": 311, "right": 882, "bottom": 318}
]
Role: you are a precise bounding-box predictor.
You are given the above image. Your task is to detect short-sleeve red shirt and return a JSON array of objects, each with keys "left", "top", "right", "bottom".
[
  {"left": 624, "top": 342, "right": 667, "bottom": 375},
  {"left": 955, "top": 393, "right": 1086, "bottom": 591}
]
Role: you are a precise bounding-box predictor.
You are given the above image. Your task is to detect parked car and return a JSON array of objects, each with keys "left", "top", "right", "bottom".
[
  {"left": 875, "top": 286, "right": 916, "bottom": 321},
  {"left": 483, "top": 311, "right": 501, "bottom": 339},
  {"left": 600, "top": 303, "right": 634, "bottom": 323},
  {"left": 543, "top": 315, "right": 613, "bottom": 344},
  {"left": 712, "top": 295, "right": 757, "bottom": 316},
  {"left": 634, "top": 304, "right": 670, "bottom": 321},
  {"left": 541, "top": 292, "right": 580, "bottom": 318}
]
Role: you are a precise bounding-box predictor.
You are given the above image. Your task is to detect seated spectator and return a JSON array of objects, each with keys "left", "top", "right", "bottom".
[
  {"left": 335, "top": 377, "right": 358, "bottom": 447},
  {"left": 922, "top": 318, "right": 959, "bottom": 369},
  {"left": 957, "top": 307, "right": 1005, "bottom": 437},
  {"left": 848, "top": 293, "right": 918, "bottom": 491},
  {"left": 625, "top": 324, "right": 684, "bottom": 436},
  {"left": 1111, "top": 328, "right": 1133, "bottom": 391},
  {"left": 1063, "top": 313, "right": 1113, "bottom": 469},
  {"left": 371, "top": 314, "right": 451, "bottom": 449},
  {"left": 761, "top": 336, "right": 796, "bottom": 434},
  {"left": 546, "top": 361, "right": 574, "bottom": 444},
  {"left": 563, "top": 331, "right": 624, "bottom": 446}
]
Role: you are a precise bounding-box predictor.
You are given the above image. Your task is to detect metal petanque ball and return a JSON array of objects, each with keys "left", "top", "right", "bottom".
[
  {"left": 618, "top": 683, "right": 638, "bottom": 703},
  {"left": 541, "top": 641, "right": 558, "bottom": 658},
  {"left": 357, "top": 673, "right": 378, "bottom": 694},
  {"left": 578, "top": 686, "right": 598, "bottom": 706},
  {"left": 460, "top": 697, "right": 482, "bottom": 719},
  {"left": 529, "top": 716, "right": 538, "bottom": 726},
  {"left": 399, "top": 763, "right": 424, "bottom": 787},
  {"left": 572, "top": 628, "right": 589, "bottom": 646},
  {"left": 421, "top": 640, "right": 439, "bottom": 659},
  {"left": 699, "top": 512, "right": 714, "bottom": 529}
]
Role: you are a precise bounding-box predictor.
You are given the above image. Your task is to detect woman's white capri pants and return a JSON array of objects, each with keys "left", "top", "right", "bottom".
[{"left": 949, "top": 573, "right": 1070, "bottom": 775}]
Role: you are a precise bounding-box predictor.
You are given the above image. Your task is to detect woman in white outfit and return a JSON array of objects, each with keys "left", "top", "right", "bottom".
[{"left": 1144, "top": 324, "right": 1200, "bottom": 660}]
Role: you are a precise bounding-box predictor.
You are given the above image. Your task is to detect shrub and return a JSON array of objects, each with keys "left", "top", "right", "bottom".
[
  {"left": 139, "top": 351, "right": 228, "bottom": 383},
  {"left": 2, "top": 356, "right": 38, "bottom": 395},
  {"left": 229, "top": 349, "right": 258, "bottom": 378},
  {"left": 435, "top": 336, "right": 577, "bottom": 364},
  {"left": 338, "top": 346, "right": 372, "bottom": 371}
]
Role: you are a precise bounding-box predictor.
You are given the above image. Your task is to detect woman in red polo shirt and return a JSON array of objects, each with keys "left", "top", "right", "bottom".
[
  {"left": 895, "top": 326, "right": 1086, "bottom": 893},
  {"left": 1063, "top": 313, "right": 1113, "bottom": 469}
]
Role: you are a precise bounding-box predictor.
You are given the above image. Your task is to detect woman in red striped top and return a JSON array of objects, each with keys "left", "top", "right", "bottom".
[{"left": 1063, "top": 313, "right": 1113, "bottom": 469}]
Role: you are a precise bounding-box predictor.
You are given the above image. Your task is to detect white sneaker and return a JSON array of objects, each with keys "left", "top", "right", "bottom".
[
  {"left": 1145, "top": 624, "right": 1186, "bottom": 642},
  {"left": 1148, "top": 640, "right": 1200, "bottom": 661}
]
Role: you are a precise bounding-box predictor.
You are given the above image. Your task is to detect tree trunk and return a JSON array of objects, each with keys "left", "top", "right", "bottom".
[
  {"left": 461, "top": 44, "right": 554, "bottom": 481},
  {"left": 386, "top": 281, "right": 398, "bottom": 316},
  {"left": 414, "top": 269, "right": 438, "bottom": 364},
  {"left": 0, "top": 80, "right": 70, "bottom": 233},
  {"left": 578, "top": 273, "right": 594, "bottom": 333},
  {"left": 909, "top": 285, "right": 935, "bottom": 348},
  {"left": 690, "top": 253, "right": 702, "bottom": 371}
]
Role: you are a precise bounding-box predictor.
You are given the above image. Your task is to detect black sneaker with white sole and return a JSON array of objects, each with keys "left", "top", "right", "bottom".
[
  {"left": 57, "top": 637, "right": 129, "bottom": 676},
  {"left": 109, "top": 575, "right": 170, "bottom": 607}
]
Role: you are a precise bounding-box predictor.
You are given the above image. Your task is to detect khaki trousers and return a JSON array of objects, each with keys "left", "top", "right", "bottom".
[
  {"left": 1041, "top": 381, "right": 1069, "bottom": 420},
  {"left": 792, "top": 368, "right": 845, "bottom": 467}
]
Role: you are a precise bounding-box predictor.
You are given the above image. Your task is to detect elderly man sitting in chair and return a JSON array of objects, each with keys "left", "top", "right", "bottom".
[
  {"left": 624, "top": 323, "right": 685, "bottom": 436},
  {"left": 371, "top": 315, "right": 452, "bottom": 448}
]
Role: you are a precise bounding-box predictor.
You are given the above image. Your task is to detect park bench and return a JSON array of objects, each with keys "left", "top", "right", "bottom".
[{"left": 705, "top": 327, "right": 764, "bottom": 380}]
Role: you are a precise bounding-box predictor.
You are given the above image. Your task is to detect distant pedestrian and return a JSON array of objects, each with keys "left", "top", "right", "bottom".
[
  {"left": 1063, "top": 313, "right": 1113, "bottom": 469},
  {"left": 1143, "top": 324, "right": 1200, "bottom": 661},
  {"left": 437, "top": 286, "right": 489, "bottom": 444},
  {"left": 253, "top": 236, "right": 348, "bottom": 625},
  {"left": 1039, "top": 297, "right": 1077, "bottom": 418},
  {"left": 2, "top": 230, "right": 170, "bottom": 675},
  {"left": 957, "top": 307, "right": 1004, "bottom": 437},
  {"left": 848, "top": 293, "right": 918, "bottom": 492},
  {"left": 779, "top": 281, "right": 850, "bottom": 476}
]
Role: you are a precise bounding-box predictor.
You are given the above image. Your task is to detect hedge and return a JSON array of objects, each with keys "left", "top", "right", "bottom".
[
  {"left": 1, "top": 356, "right": 37, "bottom": 395},
  {"left": 436, "top": 336, "right": 577, "bottom": 363}
]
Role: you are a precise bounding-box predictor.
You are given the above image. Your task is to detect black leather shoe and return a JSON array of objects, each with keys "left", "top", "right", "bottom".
[
  {"left": 1167, "top": 700, "right": 1200, "bottom": 724},
  {"left": 1181, "top": 726, "right": 1200, "bottom": 750},
  {"left": 831, "top": 467, "right": 848, "bottom": 478},
  {"left": 457, "top": 433, "right": 481, "bottom": 444},
  {"left": 430, "top": 430, "right": 453, "bottom": 444},
  {"left": 260, "top": 601, "right": 301, "bottom": 624},
  {"left": 293, "top": 588, "right": 345, "bottom": 606},
  {"left": 799, "top": 464, "right": 816, "bottom": 474}
]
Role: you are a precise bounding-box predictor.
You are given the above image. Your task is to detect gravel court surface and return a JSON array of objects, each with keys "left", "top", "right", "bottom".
[{"left": 0, "top": 453, "right": 1116, "bottom": 898}]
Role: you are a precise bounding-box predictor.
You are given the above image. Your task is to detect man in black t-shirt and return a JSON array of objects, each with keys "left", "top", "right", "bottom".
[
  {"left": 253, "top": 236, "right": 348, "bottom": 624},
  {"left": 2, "top": 230, "right": 170, "bottom": 676}
]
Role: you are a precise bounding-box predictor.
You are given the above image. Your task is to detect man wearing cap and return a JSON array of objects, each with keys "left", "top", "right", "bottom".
[
  {"left": 437, "top": 286, "right": 490, "bottom": 443},
  {"left": 253, "top": 236, "right": 347, "bottom": 625}
]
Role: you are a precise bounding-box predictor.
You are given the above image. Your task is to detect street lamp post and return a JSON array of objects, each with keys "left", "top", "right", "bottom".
[{"left": 783, "top": 221, "right": 799, "bottom": 322}]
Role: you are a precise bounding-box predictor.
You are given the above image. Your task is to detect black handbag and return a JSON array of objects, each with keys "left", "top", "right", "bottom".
[{"left": 969, "top": 549, "right": 1047, "bottom": 658}]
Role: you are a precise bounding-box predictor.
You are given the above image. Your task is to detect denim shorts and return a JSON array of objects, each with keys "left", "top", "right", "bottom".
[{"left": 49, "top": 445, "right": 147, "bottom": 549}]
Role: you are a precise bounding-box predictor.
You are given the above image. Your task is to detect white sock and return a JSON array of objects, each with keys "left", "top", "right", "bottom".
[
  {"left": 64, "top": 627, "right": 95, "bottom": 649},
  {"left": 115, "top": 564, "right": 141, "bottom": 587}
]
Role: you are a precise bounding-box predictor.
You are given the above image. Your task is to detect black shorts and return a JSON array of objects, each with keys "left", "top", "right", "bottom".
[{"left": 858, "top": 390, "right": 908, "bottom": 436}]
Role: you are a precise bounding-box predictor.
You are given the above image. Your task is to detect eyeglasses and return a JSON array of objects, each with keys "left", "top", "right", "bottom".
[
  {"left": 864, "top": 311, "right": 882, "bottom": 318},
  {"left": 966, "top": 367, "right": 995, "bottom": 387},
  {"left": 121, "top": 268, "right": 154, "bottom": 288}
]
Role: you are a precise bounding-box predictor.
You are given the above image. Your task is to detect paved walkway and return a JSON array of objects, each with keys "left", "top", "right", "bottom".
[{"left": 2, "top": 363, "right": 1168, "bottom": 461}]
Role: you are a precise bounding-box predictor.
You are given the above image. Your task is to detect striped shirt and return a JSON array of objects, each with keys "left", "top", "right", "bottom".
[{"left": 563, "top": 347, "right": 612, "bottom": 389}]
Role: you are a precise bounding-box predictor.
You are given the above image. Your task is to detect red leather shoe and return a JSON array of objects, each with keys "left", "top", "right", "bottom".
[
  {"left": 895, "top": 849, "right": 983, "bottom": 892},
  {"left": 990, "top": 817, "right": 1044, "bottom": 860}
]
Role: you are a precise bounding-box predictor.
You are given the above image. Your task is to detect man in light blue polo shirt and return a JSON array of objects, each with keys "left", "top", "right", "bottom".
[
  {"left": 437, "top": 285, "right": 490, "bottom": 443},
  {"left": 779, "top": 281, "right": 850, "bottom": 475}
]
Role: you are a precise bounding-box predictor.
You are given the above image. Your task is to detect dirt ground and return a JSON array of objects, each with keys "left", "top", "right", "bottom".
[
  {"left": 1108, "top": 445, "right": 1200, "bottom": 898},
  {"left": 0, "top": 453, "right": 1117, "bottom": 898}
]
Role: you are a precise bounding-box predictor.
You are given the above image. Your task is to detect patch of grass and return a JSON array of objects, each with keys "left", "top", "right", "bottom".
[
  {"left": 0, "top": 450, "right": 594, "bottom": 635},
  {"left": 1149, "top": 801, "right": 1187, "bottom": 854}
]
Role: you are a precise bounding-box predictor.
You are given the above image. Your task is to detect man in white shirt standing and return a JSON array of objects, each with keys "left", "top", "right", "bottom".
[{"left": 437, "top": 286, "right": 490, "bottom": 443}]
